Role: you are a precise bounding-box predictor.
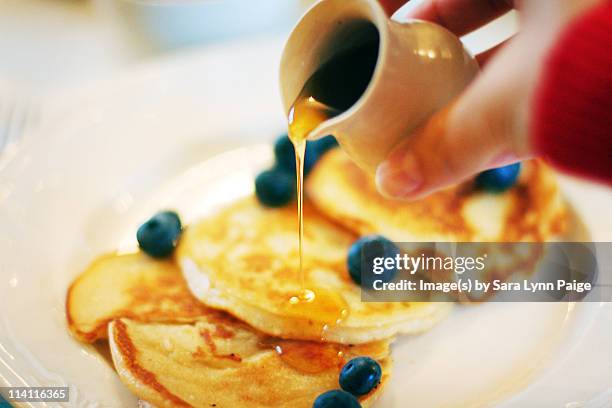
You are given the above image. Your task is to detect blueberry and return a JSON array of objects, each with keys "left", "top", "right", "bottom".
[
  {"left": 255, "top": 168, "right": 295, "bottom": 207},
  {"left": 475, "top": 163, "right": 521, "bottom": 193},
  {"left": 339, "top": 357, "right": 382, "bottom": 396},
  {"left": 311, "top": 135, "right": 339, "bottom": 155},
  {"left": 157, "top": 210, "right": 181, "bottom": 232},
  {"left": 273, "top": 134, "right": 327, "bottom": 175},
  {"left": 313, "top": 390, "right": 361, "bottom": 408},
  {"left": 303, "top": 147, "right": 321, "bottom": 175},
  {"left": 137, "top": 211, "right": 182, "bottom": 258},
  {"left": 347, "top": 235, "right": 399, "bottom": 287},
  {"left": 273, "top": 134, "right": 296, "bottom": 173}
]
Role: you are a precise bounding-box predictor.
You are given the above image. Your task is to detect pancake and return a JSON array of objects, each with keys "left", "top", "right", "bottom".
[
  {"left": 306, "top": 149, "right": 570, "bottom": 242},
  {"left": 66, "top": 252, "right": 211, "bottom": 342},
  {"left": 69, "top": 251, "right": 393, "bottom": 407},
  {"left": 177, "top": 196, "right": 452, "bottom": 344},
  {"left": 109, "top": 318, "right": 391, "bottom": 408}
]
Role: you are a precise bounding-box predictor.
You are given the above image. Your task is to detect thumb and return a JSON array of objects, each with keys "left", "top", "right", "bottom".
[{"left": 375, "top": 41, "right": 534, "bottom": 200}]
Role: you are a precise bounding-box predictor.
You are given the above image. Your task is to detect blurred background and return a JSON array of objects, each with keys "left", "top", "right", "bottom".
[
  {"left": 0, "top": 0, "right": 516, "bottom": 95},
  {"left": 0, "top": 0, "right": 317, "bottom": 95}
]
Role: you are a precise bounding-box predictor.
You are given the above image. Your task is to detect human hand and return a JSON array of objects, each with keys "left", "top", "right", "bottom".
[{"left": 376, "top": 0, "right": 602, "bottom": 200}]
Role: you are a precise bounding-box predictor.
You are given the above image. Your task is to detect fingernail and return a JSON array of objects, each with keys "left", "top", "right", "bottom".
[{"left": 375, "top": 154, "right": 422, "bottom": 199}]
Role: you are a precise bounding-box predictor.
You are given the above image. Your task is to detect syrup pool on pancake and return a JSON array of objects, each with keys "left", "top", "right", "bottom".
[{"left": 178, "top": 196, "right": 452, "bottom": 344}]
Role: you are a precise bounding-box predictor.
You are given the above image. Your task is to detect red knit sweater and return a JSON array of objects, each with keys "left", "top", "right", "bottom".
[{"left": 532, "top": 0, "right": 612, "bottom": 186}]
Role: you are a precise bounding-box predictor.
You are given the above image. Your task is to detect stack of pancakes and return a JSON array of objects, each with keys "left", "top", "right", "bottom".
[{"left": 66, "top": 149, "right": 573, "bottom": 407}]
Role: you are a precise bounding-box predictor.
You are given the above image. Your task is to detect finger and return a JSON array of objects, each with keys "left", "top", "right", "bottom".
[
  {"left": 375, "top": 43, "right": 532, "bottom": 200},
  {"left": 375, "top": 105, "right": 513, "bottom": 200},
  {"left": 407, "top": 0, "right": 514, "bottom": 37},
  {"left": 475, "top": 37, "right": 513, "bottom": 66},
  {"left": 378, "top": 0, "right": 409, "bottom": 16}
]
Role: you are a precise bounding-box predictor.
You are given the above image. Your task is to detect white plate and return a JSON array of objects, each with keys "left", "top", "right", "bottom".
[{"left": 1, "top": 38, "right": 612, "bottom": 408}]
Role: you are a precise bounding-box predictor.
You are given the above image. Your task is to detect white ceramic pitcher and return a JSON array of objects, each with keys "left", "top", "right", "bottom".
[{"left": 279, "top": 0, "right": 479, "bottom": 172}]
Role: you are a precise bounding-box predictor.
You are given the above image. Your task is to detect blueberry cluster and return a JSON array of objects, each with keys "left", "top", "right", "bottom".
[
  {"left": 255, "top": 134, "right": 338, "bottom": 207},
  {"left": 313, "top": 356, "right": 382, "bottom": 408}
]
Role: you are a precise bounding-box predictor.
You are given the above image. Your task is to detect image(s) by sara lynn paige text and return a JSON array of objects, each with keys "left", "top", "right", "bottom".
[{"left": 361, "top": 242, "right": 609, "bottom": 303}]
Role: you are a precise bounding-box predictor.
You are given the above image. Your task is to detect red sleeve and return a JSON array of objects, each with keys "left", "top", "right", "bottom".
[
  {"left": 531, "top": 1, "right": 612, "bottom": 186},
  {"left": 377, "top": 0, "right": 408, "bottom": 16}
]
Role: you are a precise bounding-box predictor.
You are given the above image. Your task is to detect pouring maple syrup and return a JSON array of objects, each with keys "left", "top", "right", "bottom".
[
  {"left": 285, "top": 29, "right": 379, "bottom": 329},
  {"left": 287, "top": 95, "right": 338, "bottom": 305}
]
